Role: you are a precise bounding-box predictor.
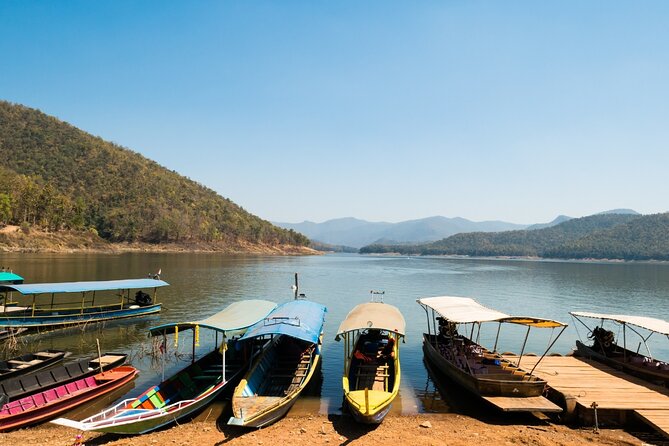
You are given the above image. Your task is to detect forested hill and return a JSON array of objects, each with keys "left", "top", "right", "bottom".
[
  {"left": 359, "top": 213, "right": 669, "bottom": 261},
  {"left": 0, "top": 101, "right": 308, "bottom": 248}
]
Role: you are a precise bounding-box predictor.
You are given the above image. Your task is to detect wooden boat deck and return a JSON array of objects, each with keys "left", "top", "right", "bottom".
[
  {"left": 510, "top": 355, "right": 669, "bottom": 437},
  {"left": 234, "top": 396, "right": 283, "bottom": 417},
  {"left": 482, "top": 395, "right": 562, "bottom": 412}
]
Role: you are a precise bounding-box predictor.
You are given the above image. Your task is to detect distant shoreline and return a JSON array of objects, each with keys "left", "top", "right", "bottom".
[{"left": 361, "top": 252, "right": 669, "bottom": 265}]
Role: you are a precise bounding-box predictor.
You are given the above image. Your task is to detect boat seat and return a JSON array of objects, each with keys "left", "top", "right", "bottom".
[
  {"left": 51, "top": 367, "right": 70, "bottom": 382},
  {"left": 20, "top": 375, "right": 40, "bottom": 393},
  {"left": 35, "top": 370, "right": 57, "bottom": 386}
]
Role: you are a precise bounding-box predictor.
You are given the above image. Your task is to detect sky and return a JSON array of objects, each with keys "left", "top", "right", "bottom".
[{"left": 1, "top": 2, "right": 668, "bottom": 225}]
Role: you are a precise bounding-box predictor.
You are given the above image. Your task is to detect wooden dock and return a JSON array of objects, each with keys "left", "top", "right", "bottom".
[{"left": 512, "top": 355, "right": 669, "bottom": 438}]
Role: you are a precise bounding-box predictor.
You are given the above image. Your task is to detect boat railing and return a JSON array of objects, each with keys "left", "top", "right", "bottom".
[{"left": 89, "top": 396, "right": 207, "bottom": 426}]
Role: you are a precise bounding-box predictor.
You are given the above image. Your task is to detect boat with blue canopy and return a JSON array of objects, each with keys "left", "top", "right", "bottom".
[
  {"left": 229, "top": 298, "right": 327, "bottom": 428},
  {"left": 0, "top": 278, "right": 168, "bottom": 330},
  {"left": 52, "top": 299, "right": 277, "bottom": 435}
]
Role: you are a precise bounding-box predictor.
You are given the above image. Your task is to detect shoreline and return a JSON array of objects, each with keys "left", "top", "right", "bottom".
[{"left": 0, "top": 414, "right": 645, "bottom": 446}]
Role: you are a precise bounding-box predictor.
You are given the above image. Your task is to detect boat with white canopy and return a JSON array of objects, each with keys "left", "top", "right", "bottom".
[
  {"left": 335, "top": 296, "right": 405, "bottom": 424},
  {"left": 571, "top": 311, "right": 669, "bottom": 385},
  {"left": 52, "top": 299, "right": 277, "bottom": 434},
  {"left": 417, "top": 296, "right": 566, "bottom": 410}
]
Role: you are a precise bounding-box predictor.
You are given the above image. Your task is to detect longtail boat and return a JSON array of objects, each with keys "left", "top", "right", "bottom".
[
  {"left": 228, "top": 299, "right": 327, "bottom": 428},
  {"left": 0, "top": 350, "right": 70, "bottom": 382},
  {"left": 571, "top": 311, "right": 669, "bottom": 385},
  {"left": 52, "top": 300, "right": 277, "bottom": 434},
  {"left": 0, "top": 365, "right": 137, "bottom": 431},
  {"left": 1, "top": 353, "right": 127, "bottom": 402},
  {"left": 417, "top": 296, "right": 566, "bottom": 412},
  {"left": 335, "top": 297, "right": 405, "bottom": 424},
  {"left": 0, "top": 278, "right": 168, "bottom": 330}
]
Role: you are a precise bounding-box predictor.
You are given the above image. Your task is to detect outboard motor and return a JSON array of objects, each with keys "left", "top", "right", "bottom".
[{"left": 134, "top": 290, "right": 153, "bottom": 307}]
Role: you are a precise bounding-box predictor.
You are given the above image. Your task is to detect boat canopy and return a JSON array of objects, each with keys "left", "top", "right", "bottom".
[
  {"left": 336, "top": 302, "right": 406, "bottom": 337},
  {"left": 418, "top": 296, "right": 566, "bottom": 327},
  {"left": 0, "top": 278, "right": 169, "bottom": 295},
  {"left": 0, "top": 271, "right": 24, "bottom": 285},
  {"left": 570, "top": 311, "right": 669, "bottom": 336},
  {"left": 240, "top": 300, "right": 327, "bottom": 344},
  {"left": 148, "top": 300, "right": 277, "bottom": 336}
]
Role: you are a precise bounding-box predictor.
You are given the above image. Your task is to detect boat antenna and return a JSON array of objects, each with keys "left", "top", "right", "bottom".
[{"left": 370, "top": 290, "right": 385, "bottom": 303}]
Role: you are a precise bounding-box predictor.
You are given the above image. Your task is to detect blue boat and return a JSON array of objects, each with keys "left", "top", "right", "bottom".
[
  {"left": 0, "top": 278, "right": 168, "bottom": 330},
  {"left": 228, "top": 299, "right": 327, "bottom": 428}
]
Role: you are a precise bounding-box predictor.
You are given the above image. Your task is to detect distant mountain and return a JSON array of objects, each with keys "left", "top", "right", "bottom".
[
  {"left": 526, "top": 215, "right": 572, "bottom": 231},
  {"left": 275, "top": 216, "right": 528, "bottom": 248},
  {"left": 596, "top": 208, "right": 640, "bottom": 215},
  {"left": 360, "top": 213, "right": 653, "bottom": 260},
  {"left": 0, "top": 101, "right": 308, "bottom": 249}
]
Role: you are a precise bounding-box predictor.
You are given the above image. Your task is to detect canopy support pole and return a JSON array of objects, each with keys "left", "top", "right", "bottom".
[
  {"left": 162, "top": 330, "right": 167, "bottom": 381},
  {"left": 517, "top": 325, "right": 531, "bottom": 369},
  {"left": 222, "top": 334, "right": 227, "bottom": 382},
  {"left": 623, "top": 324, "right": 627, "bottom": 363},
  {"left": 530, "top": 325, "right": 567, "bottom": 376},
  {"left": 493, "top": 322, "right": 502, "bottom": 352}
]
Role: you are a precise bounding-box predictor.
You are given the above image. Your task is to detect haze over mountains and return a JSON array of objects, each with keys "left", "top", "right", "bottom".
[{"left": 275, "top": 210, "right": 639, "bottom": 249}]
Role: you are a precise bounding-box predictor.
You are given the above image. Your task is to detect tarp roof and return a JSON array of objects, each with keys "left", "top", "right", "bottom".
[
  {"left": 418, "top": 296, "right": 566, "bottom": 327},
  {"left": 240, "top": 300, "right": 327, "bottom": 345},
  {"left": 0, "top": 278, "right": 169, "bottom": 295},
  {"left": 571, "top": 311, "right": 669, "bottom": 336},
  {"left": 149, "top": 300, "right": 277, "bottom": 336},
  {"left": 336, "top": 302, "right": 406, "bottom": 336},
  {"left": 0, "top": 271, "right": 24, "bottom": 284}
]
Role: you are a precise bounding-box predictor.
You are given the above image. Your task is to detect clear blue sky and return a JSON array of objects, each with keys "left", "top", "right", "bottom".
[{"left": 2, "top": 2, "right": 668, "bottom": 224}]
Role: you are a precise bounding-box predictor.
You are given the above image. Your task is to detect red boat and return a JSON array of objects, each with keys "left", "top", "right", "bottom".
[{"left": 0, "top": 366, "right": 137, "bottom": 431}]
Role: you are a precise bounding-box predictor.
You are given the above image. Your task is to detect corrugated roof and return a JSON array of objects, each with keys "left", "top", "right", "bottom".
[
  {"left": 240, "top": 300, "right": 327, "bottom": 344},
  {"left": 1, "top": 278, "right": 169, "bottom": 294},
  {"left": 149, "top": 299, "right": 277, "bottom": 335},
  {"left": 336, "top": 302, "right": 406, "bottom": 336},
  {"left": 571, "top": 311, "right": 669, "bottom": 336}
]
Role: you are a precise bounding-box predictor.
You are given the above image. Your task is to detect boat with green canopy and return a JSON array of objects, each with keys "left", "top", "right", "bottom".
[
  {"left": 335, "top": 296, "right": 405, "bottom": 424},
  {"left": 52, "top": 299, "right": 277, "bottom": 435},
  {"left": 0, "top": 278, "right": 168, "bottom": 330}
]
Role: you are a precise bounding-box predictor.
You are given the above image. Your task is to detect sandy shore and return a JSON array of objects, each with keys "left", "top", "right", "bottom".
[{"left": 1, "top": 414, "right": 650, "bottom": 446}]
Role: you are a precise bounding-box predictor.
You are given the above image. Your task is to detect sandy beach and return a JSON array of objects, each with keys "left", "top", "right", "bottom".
[{"left": 0, "top": 414, "right": 652, "bottom": 446}]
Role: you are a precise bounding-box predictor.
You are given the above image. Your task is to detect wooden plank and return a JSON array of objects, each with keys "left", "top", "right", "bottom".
[
  {"left": 635, "top": 410, "right": 669, "bottom": 439},
  {"left": 482, "top": 396, "right": 562, "bottom": 413}
]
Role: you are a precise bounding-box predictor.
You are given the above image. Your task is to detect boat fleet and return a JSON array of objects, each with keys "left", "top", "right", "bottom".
[{"left": 1, "top": 269, "right": 669, "bottom": 434}]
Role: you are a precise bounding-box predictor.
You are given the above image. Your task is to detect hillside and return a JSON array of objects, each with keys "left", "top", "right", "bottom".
[
  {"left": 275, "top": 216, "right": 527, "bottom": 248},
  {"left": 0, "top": 101, "right": 309, "bottom": 251},
  {"left": 359, "top": 213, "right": 663, "bottom": 260}
]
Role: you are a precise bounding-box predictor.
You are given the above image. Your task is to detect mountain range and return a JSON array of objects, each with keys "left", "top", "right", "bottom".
[{"left": 275, "top": 210, "right": 639, "bottom": 249}]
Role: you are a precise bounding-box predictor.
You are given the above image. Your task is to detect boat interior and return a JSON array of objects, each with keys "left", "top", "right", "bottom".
[
  {"left": 0, "top": 351, "right": 65, "bottom": 375},
  {"left": 124, "top": 349, "right": 241, "bottom": 414},
  {"left": 348, "top": 330, "right": 395, "bottom": 392},
  {"left": 428, "top": 332, "right": 542, "bottom": 382},
  {"left": 587, "top": 327, "right": 669, "bottom": 370}
]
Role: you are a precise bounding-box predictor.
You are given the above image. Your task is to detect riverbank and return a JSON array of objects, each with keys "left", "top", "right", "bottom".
[
  {"left": 0, "top": 226, "right": 317, "bottom": 255},
  {"left": 1, "top": 414, "right": 647, "bottom": 446}
]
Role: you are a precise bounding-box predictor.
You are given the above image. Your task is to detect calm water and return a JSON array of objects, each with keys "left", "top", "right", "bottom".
[{"left": 2, "top": 253, "right": 669, "bottom": 416}]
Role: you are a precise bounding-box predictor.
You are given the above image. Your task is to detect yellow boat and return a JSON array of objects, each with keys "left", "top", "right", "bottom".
[{"left": 335, "top": 299, "right": 406, "bottom": 424}]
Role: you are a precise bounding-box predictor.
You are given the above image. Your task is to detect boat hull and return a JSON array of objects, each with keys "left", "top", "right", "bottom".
[
  {"left": 422, "top": 334, "right": 545, "bottom": 398},
  {"left": 0, "top": 350, "right": 69, "bottom": 382},
  {"left": 346, "top": 393, "right": 393, "bottom": 424},
  {"left": 56, "top": 351, "right": 246, "bottom": 434},
  {"left": 0, "top": 304, "right": 161, "bottom": 329},
  {"left": 575, "top": 340, "right": 669, "bottom": 385},
  {"left": 0, "top": 366, "right": 137, "bottom": 432},
  {"left": 230, "top": 336, "right": 321, "bottom": 428}
]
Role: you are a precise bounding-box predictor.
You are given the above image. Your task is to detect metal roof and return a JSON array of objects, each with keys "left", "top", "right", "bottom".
[
  {"left": 0, "top": 271, "right": 24, "bottom": 284},
  {"left": 149, "top": 299, "right": 277, "bottom": 336},
  {"left": 571, "top": 311, "right": 669, "bottom": 336},
  {"left": 240, "top": 299, "right": 327, "bottom": 345},
  {"left": 336, "top": 302, "right": 406, "bottom": 337},
  {"left": 0, "top": 278, "right": 169, "bottom": 295},
  {"left": 418, "top": 296, "right": 566, "bottom": 328}
]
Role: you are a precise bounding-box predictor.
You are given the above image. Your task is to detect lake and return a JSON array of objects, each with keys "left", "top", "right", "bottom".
[{"left": 2, "top": 252, "right": 669, "bottom": 416}]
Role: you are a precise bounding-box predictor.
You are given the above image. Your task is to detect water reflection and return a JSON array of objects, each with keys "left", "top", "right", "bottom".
[{"left": 2, "top": 253, "right": 669, "bottom": 417}]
